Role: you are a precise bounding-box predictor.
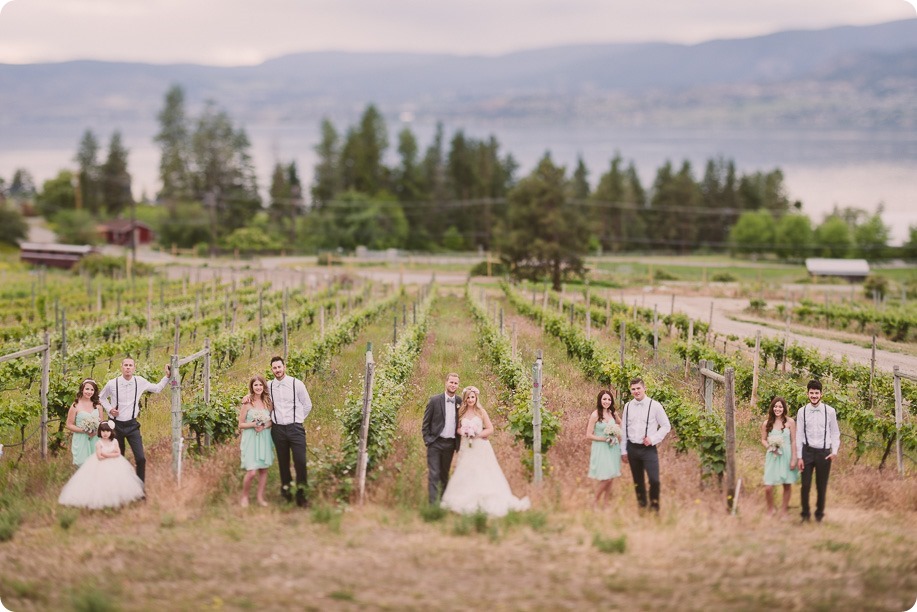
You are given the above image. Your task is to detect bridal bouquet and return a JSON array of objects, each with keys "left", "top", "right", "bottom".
[
  {"left": 81, "top": 414, "right": 101, "bottom": 435},
  {"left": 767, "top": 436, "right": 784, "bottom": 455},
  {"left": 460, "top": 420, "right": 481, "bottom": 447},
  {"left": 252, "top": 413, "right": 269, "bottom": 428},
  {"left": 603, "top": 422, "right": 622, "bottom": 445}
]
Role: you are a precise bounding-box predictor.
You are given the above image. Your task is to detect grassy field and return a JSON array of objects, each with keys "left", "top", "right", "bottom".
[{"left": 1, "top": 270, "right": 916, "bottom": 611}]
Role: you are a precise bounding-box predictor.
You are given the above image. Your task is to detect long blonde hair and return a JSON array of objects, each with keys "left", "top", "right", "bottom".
[{"left": 458, "top": 386, "right": 484, "bottom": 420}]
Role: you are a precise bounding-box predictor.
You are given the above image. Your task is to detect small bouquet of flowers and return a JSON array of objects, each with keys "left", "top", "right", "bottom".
[
  {"left": 767, "top": 435, "right": 784, "bottom": 455},
  {"left": 252, "top": 411, "right": 269, "bottom": 428},
  {"left": 81, "top": 414, "right": 101, "bottom": 435},
  {"left": 603, "top": 421, "right": 622, "bottom": 445},
  {"left": 460, "top": 419, "right": 481, "bottom": 447}
]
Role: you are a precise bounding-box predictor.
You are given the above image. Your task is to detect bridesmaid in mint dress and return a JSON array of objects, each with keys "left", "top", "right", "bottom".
[
  {"left": 761, "top": 396, "right": 798, "bottom": 515},
  {"left": 65, "top": 380, "right": 104, "bottom": 466},
  {"left": 239, "top": 375, "right": 274, "bottom": 507},
  {"left": 586, "top": 390, "right": 622, "bottom": 509}
]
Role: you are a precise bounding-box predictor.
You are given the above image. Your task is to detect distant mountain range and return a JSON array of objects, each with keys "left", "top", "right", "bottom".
[{"left": 1, "top": 18, "right": 915, "bottom": 131}]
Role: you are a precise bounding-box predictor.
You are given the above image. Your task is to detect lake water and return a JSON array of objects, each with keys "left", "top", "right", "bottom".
[{"left": 3, "top": 121, "right": 915, "bottom": 244}]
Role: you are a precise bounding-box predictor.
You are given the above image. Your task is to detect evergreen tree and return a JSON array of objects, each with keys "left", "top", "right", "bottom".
[
  {"left": 497, "top": 154, "right": 589, "bottom": 290},
  {"left": 394, "top": 126, "right": 430, "bottom": 250},
  {"left": 311, "top": 118, "right": 340, "bottom": 209},
  {"left": 591, "top": 154, "right": 646, "bottom": 252},
  {"left": 420, "top": 123, "right": 448, "bottom": 244},
  {"left": 155, "top": 85, "right": 192, "bottom": 201},
  {"left": 738, "top": 169, "right": 790, "bottom": 215},
  {"left": 647, "top": 160, "right": 701, "bottom": 252},
  {"left": 698, "top": 157, "right": 740, "bottom": 250},
  {"left": 572, "top": 156, "right": 590, "bottom": 200},
  {"left": 100, "top": 131, "right": 133, "bottom": 216},
  {"left": 190, "top": 101, "right": 261, "bottom": 239},
  {"left": 268, "top": 162, "right": 292, "bottom": 229},
  {"left": 339, "top": 105, "right": 389, "bottom": 195},
  {"left": 74, "top": 130, "right": 102, "bottom": 214}
]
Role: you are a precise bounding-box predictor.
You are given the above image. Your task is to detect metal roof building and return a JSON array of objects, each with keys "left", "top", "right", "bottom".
[
  {"left": 805, "top": 258, "right": 870, "bottom": 282},
  {"left": 19, "top": 242, "right": 98, "bottom": 269}
]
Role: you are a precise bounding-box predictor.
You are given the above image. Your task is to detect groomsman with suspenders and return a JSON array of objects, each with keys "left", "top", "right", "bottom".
[
  {"left": 621, "top": 377, "right": 671, "bottom": 512},
  {"left": 99, "top": 357, "right": 171, "bottom": 483},
  {"left": 796, "top": 380, "right": 840, "bottom": 522},
  {"left": 268, "top": 356, "right": 313, "bottom": 507}
]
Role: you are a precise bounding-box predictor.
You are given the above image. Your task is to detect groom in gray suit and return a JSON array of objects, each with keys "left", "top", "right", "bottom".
[{"left": 422, "top": 372, "right": 461, "bottom": 504}]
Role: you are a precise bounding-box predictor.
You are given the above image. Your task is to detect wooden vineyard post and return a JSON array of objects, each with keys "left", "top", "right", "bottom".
[
  {"left": 203, "top": 338, "right": 212, "bottom": 447},
  {"left": 869, "top": 335, "right": 877, "bottom": 411},
  {"left": 170, "top": 354, "right": 181, "bottom": 480},
  {"left": 725, "top": 367, "right": 737, "bottom": 512},
  {"left": 619, "top": 320, "right": 626, "bottom": 367},
  {"left": 751, "top": 331, "right": 761, "bottom": 408},
  {"left": 532, "top": 350, "right": 544, "bottom": 485},
  {"left": 40, "top": 331, "right": 50, "bottom": 459},
  {"left": 282, "top": 311, "right": 288, "bottom": 360},
  {"left": 356, "top": 344, "right": 376, "bottom": 505},
  {"left": 684, "top": 320, "right": 693, "bottom": 378},
  {"left": 61, "top": 310, "right": 68, "bottom": 375}
]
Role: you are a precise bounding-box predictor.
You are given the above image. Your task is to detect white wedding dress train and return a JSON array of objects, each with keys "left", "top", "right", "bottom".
[{"left": 441, "top": 416, "right": 530, "bottom": 517}]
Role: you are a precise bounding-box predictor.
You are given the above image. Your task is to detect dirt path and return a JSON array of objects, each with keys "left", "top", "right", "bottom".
[
  {"left": 371, "top": 290, "right": 531, "bottom": 507},
  {"left": 618, "top": 292, "right": 917, "bottom": 374}
]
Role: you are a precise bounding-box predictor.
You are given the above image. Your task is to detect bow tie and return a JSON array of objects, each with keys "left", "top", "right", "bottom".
[{"left": 446, "top": 397, "right": 455, "bottom": 403}]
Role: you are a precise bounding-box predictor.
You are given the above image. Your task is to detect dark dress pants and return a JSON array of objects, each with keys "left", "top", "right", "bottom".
[
  {"left": 272, "top": 423, "right": 308, "bottom": 505},
  {"left": 800, "top": 445, "right": 831, "bottom": 521},
  {"left": 115, "top": 419, "right": 146, "bottom": 482},
  {"left": 627, "top": 442, "right": 660, "bottom": 511},
  {"left": 426, "top": 437, "right": 456, "bottom": 504}
]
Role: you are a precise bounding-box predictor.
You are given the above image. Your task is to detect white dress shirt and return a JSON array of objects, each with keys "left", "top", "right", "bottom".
[
  {"left": 440, "top": 392, "right": 457, "bottom": 438},
  {"left": 795, "top": 402, "right": 840, "bottom": 456},
  {"left": 100, "top": 375, "right": 169, "bottom": 421},
  {"left": 621, "top": 397, "right": 671, "bottom": 456},
  {"left": 268, "top": 375, "right": 312, "bottom": 425}
]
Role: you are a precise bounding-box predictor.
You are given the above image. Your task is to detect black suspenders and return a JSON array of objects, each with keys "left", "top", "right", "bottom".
[
  {"left": 270, "top": 379, "right": 297, "bottom": 424},
  {"left": 115, "top": 377, "right": 139, "bottom": 420},
  {"left": 625, "top": 400, "right": 654, "bottom": 444},
  {"left": 802, "top": 405, "right": 829, "bottom": 449}
]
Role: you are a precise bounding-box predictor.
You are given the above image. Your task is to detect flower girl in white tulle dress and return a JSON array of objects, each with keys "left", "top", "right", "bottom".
[
  {"left": 441, "top": 386, "right": 530, "bottom": 517},
  {"left": 59, "top": 421, "right": 146, "bottom": 509}
]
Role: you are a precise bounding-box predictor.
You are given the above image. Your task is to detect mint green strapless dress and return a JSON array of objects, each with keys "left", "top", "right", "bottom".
[
  {"left": 588, "top": 421, "right": 622, "bottom": 480},
  {"left": 240, "top": 408, "right": 274, "bottom": 470},
  {"left": 763, "top": 428, "right": 798, "bottom": 485},
  {"left": 71, "top": 411, "right": 99, "bottom": 466}
]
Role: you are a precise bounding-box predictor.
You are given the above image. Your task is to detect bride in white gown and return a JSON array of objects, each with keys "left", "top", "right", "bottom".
[{"left": 440, "top": 386, "right": 530, "bottom": 516}]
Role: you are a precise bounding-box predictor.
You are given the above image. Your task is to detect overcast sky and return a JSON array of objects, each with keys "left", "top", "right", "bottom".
[{"left": 0, "top": 0, "right": 914, "bottom": 65}]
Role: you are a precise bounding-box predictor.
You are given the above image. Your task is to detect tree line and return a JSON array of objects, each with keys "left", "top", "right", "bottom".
[{"left": 2, "top": 84, "right": 915, "bottom": 272}]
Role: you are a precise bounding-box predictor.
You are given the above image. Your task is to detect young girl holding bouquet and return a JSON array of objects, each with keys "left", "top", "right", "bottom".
[
  {"left": 59, "top": 421, "right": 146, "bottom": 509},
  {"left": 761, "top": 396, "right": 798, "bottom": 515},
  {"left": 586, "top": 389, "right": 622, "bottom": 509}
]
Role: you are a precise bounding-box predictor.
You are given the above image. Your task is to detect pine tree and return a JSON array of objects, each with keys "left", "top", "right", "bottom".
[
  {"left": 311, "top": 118, "right": 340, "bottom": 209},
  {"left": 155, "top": 85, "right": 192, "bottom": 202},
  {"left": 497, "top": 154, "right": 589, "bottom": 290},
  {"left": 74, "top": 130, "right": 102, "bottom": 214},
  {"left": 100, "top": 131, "right": 133, "bottom": 216}
]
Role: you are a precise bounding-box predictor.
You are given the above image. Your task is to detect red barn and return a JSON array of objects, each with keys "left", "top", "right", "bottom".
[{"left": 98, "top": 220, "right": 154, "bottom": 246}]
